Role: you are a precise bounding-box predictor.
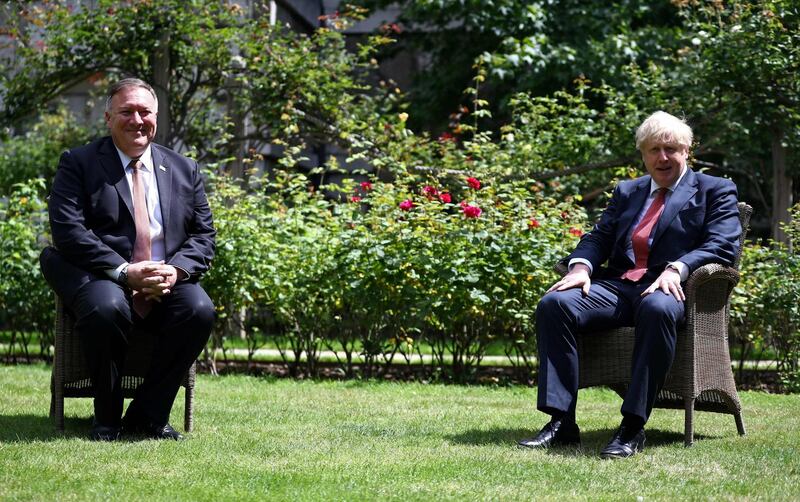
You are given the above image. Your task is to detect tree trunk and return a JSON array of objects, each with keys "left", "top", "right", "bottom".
[
  {"left": 153, "top": 30, "right": 171, "bottom": 147},
  {"left": 772, "top": 127, "right": 793, "bottom": 249},
  {"left": 226, "top": 85, "right": 246, "bottom": 178}
]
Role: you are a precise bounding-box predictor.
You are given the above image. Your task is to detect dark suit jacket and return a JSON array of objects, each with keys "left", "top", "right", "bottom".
[
  {"left": 566, "top": 168, "right": 741, "bottom": 282},
  {"left": 41, "top": 136, "right": 215, "bottom": 304}
]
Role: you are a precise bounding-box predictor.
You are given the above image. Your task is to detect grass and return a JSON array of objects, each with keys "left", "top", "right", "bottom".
[{"left": 2, "top": 364, "right": 799, "bottom": 501}]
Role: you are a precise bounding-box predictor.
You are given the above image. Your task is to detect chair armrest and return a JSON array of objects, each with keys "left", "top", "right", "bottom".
[
  {"left": 684, "top": 263, "right": 740, "bottom": 304},
  {"left": 682, "top": 263, "right": 739, "bottom": 347}
]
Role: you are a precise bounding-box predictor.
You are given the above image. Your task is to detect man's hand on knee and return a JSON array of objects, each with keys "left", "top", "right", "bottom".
[
  {"left": 641, "top": 268, "right": 685, "bottom": 301},
  {"left": 547, "top": 263, "right": 591, "bottom": 296}
]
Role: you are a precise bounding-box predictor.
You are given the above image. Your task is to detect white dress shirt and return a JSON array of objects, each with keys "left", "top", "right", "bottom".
[{"left": 107, "top": 145, "right": 166, "bottom": 280}]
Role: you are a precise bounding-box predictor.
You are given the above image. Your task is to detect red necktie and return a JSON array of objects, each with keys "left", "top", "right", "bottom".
[
  {"left": 130, "top": 159, "right": 153, "bottom": 317},
  {"left": 622, "top": 188, "right": 667, "bottom": 282}
]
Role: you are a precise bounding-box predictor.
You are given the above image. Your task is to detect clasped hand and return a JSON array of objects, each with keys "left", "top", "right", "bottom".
[
  {"left": 125, "top": 261, "right": 179, "bottom": 301},
  {"left": 547, "top": 263, "right": 685, "bottom": 301}
]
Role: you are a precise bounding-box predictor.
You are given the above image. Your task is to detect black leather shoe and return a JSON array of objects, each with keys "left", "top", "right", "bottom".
[
  {"left": 147, "top": 423, "right": 184, "bottom": 441},
  {"left": 518, "top": 419, "right": 580, "bottom": 449},
  {"left": 89, "top": 424, "right": 121, "bottom": 441},
  {"left": 123, "top": 418, "right": 184, "bottom": 441},
  {"left": 600, "top": 425, "right": 645, "bottom": 459}
]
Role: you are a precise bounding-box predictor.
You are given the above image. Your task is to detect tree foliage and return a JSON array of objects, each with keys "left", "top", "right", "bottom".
[
  {"left": 355, "top": 0, "right": 799, "bottom": 240},
  {"left": 0, "top": 0, "right": 393, "bottom": 168}
]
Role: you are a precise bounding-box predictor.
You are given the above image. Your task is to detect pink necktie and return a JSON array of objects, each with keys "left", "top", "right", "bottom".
[
  {"left": 130, "top": 159, "right": 153, "bottom": 317},
  {"left": 622, "top": 188, "right": 667, "bottom": 282}
]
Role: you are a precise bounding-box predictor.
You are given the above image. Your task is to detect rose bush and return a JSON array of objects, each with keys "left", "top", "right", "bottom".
[{"left": 199, "top": 93, "right": 590, "bottom": 381}]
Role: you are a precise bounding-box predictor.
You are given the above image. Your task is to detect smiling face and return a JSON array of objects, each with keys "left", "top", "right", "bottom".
[
  {"left": 105, "top": 85, "right": 158, "bottom": 158},
  {"left": 641, "top": 139, "right": 688, "bottom": 188}
]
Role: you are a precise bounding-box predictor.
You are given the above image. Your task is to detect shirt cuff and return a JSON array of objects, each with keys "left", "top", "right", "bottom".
[
  {"left": 667, "top": 261, "right": 689, "bottom": 281},
  {"left": 568, "top": 258, "right": 593, "bottom": 276}
]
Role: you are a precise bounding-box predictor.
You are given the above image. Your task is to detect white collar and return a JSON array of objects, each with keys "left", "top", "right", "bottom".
[
  {"left": 649, "top": 164, "right": 687, "bottom": 195},
  {"left": 115, "top": 145, "right": 154, "bottom": 172}
]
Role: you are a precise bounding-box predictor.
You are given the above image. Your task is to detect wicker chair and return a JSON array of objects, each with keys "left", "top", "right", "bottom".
[
  {"left": 49, "top": 295, "right": 195, "bottom": 432},
  {"left": 557, "top": 202, "right": 752, "bottom": 446}
]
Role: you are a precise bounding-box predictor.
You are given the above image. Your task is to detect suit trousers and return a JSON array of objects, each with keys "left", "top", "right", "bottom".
[
  {"left": 68, "top": 278, "right": 214, "bottom": 427},
  {"left": 536, "top": 278, "right": 684, "bottom": 423}
]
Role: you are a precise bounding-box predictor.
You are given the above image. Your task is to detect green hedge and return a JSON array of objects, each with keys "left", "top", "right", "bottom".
[
  {"left": 0, "top": 178, "right": 54, "bottom": 361},
  {"left": 731, "top": 204, "right": 800, "bottom": 392},
  {"left": 2, "top": 174, "right": 799, "bottom": 389}
]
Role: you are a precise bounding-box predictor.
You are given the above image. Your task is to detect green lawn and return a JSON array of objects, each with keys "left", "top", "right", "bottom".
[{"left": 1, "top": 365, "right": 799, "bottom": 501}]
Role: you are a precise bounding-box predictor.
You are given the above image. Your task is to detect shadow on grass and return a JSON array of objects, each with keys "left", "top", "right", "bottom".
[
  {"left": 0, "top": 414, "right": 93, "bottom": 443},
  {"left": 446, "top": 427, "right": 711, "bottom": 457}
]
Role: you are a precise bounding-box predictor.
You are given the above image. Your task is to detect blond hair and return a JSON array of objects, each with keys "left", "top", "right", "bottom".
[{"left": 635, "top": 111, "right": 693, "bottom": 151}]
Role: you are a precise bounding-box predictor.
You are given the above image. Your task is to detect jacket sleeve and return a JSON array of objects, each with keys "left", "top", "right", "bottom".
[
  {"left": 676, "top": 178, "right": 741, "bottom": 272},
  {"left": 565, "top": 184, "right": 624, "bottom": 273},
  {"left": 49, "top": 150, "right": 128, "bottom": 273}
]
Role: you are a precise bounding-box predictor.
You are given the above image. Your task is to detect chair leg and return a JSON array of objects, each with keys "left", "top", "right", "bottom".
[
  {"left": 54, "top": 388, "right": 65, "bottom": 432},
  {"left": 184, "top": 380, "right": 194, "bottom": 433},
  {"left": 51, "top": 357, "right": 65, "bottom": 432},
  {"left": 684, "top": 397, "right": 695, "bottom": 447},
  {"left": 735, "top": 411, "right": 746, "bottom": 436},
  {"left": 49, "top": 374, "right": 55, "bottom": 419}
]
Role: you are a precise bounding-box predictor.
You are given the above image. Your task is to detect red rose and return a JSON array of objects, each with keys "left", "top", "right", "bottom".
[
  {"left": 360, "top": 181, "right": 373, "bottom": 191},
  {"left": 439, "top": 193, "right": 452, "bottom": 203},
  {"left": 462, "top": 204, "right": 482, "bottom": 218},
  {"left": 399, "top": 199, "right": 414, "bottom": 211},
  {"left": 569, "top": 227, "right": 583, "bottom": 237},
  {"left": 438, "top": 131, "right": 456, "bottom": 143},
  {"left": 423, "top": 185, "right": 439, "bottom": 198},
  {"left": 466, "top": 177, "right": 481, "bottom": 190},
  {"left": 528, "top": 218, "right": 541, "bottom": 229},
  {"left": 350, "top": 196, "right": 362, "bottom": 203}
]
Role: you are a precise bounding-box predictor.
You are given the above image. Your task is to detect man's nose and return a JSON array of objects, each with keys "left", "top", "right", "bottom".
[
  {"left": 657, "top": 148, "right": 669, "bottom": 160},
  {"left": 131, "top": 111, "right": 143, "bottom": 123}
]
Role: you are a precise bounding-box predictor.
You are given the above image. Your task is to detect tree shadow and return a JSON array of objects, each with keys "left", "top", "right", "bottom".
[
  {"left": 0, "top": 413, "right": 92, "bottom": 443},
  {"left": 446, "top": 427, "right": 711, "bottom": 457}
]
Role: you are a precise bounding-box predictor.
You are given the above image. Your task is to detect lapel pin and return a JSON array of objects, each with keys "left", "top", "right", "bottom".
[{"left": 159, "top": 165, "right": 167, "bottom": 172}]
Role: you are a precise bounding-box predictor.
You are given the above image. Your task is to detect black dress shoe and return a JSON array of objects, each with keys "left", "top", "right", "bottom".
[
  {"left": 89, "top": 424, "right": 121, "bottom": 442},
  {"left": 123, "top": 418, "right": 184, "bottom": 441},
  {"left": 600, "top": 425, "right": 645, "bottom": 459},
  {"left": 147, "top": 423, "right": 184, "bottom": 441},
  {"left": 518, "top": 419, "right": 581, "bottom": 449}
]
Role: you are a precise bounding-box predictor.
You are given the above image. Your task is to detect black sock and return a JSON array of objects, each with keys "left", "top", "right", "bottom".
[
  {"left": 621, "top": 414, "right": 645, "bottom": 431},
  {"left": 548, "top": 410, "right": 575, "bottom": 424}
]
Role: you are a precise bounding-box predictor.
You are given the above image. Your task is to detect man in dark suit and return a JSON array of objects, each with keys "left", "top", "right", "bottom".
[
  {"left": 517, "top": 111, "right": 741, "bottom": 458},
  {"left": 40, "top": 78, "right": 215, "bottom": 441}
]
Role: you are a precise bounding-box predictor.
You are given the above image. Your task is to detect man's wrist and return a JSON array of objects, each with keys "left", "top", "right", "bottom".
[
  {"left": 174, "top": 266, "right": 189, "bottom": 282},
  {"left": 568, "top": 258, "right": 593, "bottom": 276},
  {"left": 118, "top": 264, "right": 130, "bottom": 285},
  {"left": 666, "top": 261, "right": 689, "bottom": 281}
]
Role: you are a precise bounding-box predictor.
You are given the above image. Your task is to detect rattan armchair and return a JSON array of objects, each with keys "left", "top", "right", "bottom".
[
  {"left": 557, "top": 202, "right": 752, "bottom": 446},
  {"left": 49, "top": 296, "right": 195, "bottom": 432}
]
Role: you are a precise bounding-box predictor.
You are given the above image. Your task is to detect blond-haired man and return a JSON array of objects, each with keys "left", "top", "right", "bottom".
[{"left": 519, "top": 111, "right": 741, "bottom": 458}]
